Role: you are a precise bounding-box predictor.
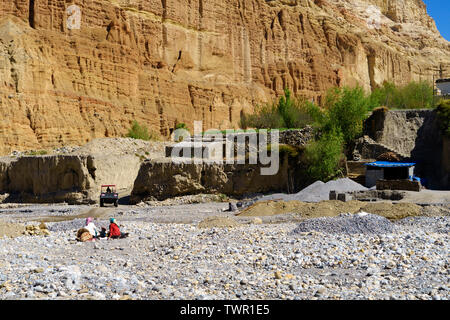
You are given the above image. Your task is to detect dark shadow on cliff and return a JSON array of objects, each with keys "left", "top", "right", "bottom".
[{"left": 410, "top": 110, "right": 446, "bottom": 190}]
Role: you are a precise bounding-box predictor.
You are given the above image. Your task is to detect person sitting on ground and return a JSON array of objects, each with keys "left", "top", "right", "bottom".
[
  {"left": 99, "top": 227, "right": 107, "bottom": 238},
  {"left": 108, "top": 218, "right": 129, "bottom": 239},
  {"left": 85, "top": 217, "right": 99, "bottom": 238}
]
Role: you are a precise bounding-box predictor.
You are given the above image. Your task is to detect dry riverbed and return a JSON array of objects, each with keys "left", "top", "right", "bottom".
[{"left": 0, "top": 201, "right": 448, "bottom": 300}]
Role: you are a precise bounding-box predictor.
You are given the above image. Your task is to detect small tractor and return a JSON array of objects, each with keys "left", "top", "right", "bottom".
[{"left": 100, "top": 185, "right": 119, "bottom": 207}]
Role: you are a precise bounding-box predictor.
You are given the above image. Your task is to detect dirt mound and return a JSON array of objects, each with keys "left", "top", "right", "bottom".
[
  {"left": 239, "top": 200, "right": 365, "bottom": 218},
  {"left": 361, "top": 202, "right": 422, "bottom": 220},
  {"left": 238, "top": 200, "right": 309, "bottom": 217},
  {"left": 0, "top": 221, "right": 24, "bottom": 238},
  {"left": 197, "top": 216, "right": 240, "bottom": 229},
  {"left": 238, "top": 200, "right": 425, "bottom": 220}
]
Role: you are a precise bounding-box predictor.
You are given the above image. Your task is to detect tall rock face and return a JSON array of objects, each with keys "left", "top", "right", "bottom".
[{"left": 0, "top": 0, "right": 449, "bottom": 155}]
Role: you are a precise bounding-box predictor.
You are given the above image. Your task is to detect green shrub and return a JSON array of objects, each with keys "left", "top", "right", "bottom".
[
  {"left": 26, "top": 150, "right": 48, "bottom": 156},
  {"left": 175, "top": 122, "right": 189, "bottom": 131},
  {"left": 303, "top": 128, "right": 344, "bottom": 181},
  {"left": 401, "top": 81, "right": 434, "bottom": 109},
  {"left": 240, "top": 89, "right": 313, "bottom": 130},
  {"left": 436, "top": 100, "right": 450, "bottom": 137},
  {"left": 126, "top": 120, "right": 158, "bottom": 141},
  {"left": 370, "top": 81, "right": 434, "bottom": 109},
  {"left": 266, "top": 144, "right": 300, "bottom": 158},
  {"left": 240, "top": 103, "right": 284, "bottom": 129},
  {"left": 323, "top": 86, "right": 371, "bottom": 144}
]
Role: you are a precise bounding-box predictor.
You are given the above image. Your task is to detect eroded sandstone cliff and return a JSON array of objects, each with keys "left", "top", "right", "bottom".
[{"left": 0, "top": 0, "right": 449, "bottom": 154}]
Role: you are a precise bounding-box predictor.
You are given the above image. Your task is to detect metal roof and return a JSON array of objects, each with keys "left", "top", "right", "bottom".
[{"left": 364, "top": 161, "right": 416, "bottom": 168}]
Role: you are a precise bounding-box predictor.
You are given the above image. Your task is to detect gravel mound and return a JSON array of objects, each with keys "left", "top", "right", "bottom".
[
  {"left": 258, "top": 178, "right": 367, "bottom": 203},
  {"left": 47, "top": 219, "right": 88, "bottom": 233},
  {"left": 292, "top": 212, "right": 398, "bottom": 235},
  {"left": 395, "top": 216, "right": 450, "bottom": 234}
]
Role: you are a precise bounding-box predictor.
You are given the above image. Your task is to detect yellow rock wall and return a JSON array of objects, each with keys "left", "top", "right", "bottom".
[{"left": 0, "top": 0, "right": 449, "bottom": 154}]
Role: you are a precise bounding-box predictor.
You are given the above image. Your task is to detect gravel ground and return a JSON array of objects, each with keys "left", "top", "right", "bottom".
[
  {"left": 0, "top": 202, "right": 448, "bottom": 300},
  {"left": 291, "top": 212, "right": 399, "bottom": 235}
]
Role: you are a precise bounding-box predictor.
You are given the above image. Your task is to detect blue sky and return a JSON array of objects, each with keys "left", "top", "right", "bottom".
[{"left": 423, "top": 0, "right": 450, "bottom": 41}]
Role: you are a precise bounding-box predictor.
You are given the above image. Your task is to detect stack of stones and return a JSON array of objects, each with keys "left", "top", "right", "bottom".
[{"left": 24, "top": 223, "right": 51, "bottom": 236}]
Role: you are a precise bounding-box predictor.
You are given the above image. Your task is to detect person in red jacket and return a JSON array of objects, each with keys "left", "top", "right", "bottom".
[{"left": 108, "top": 218, "right": 129, "bottom": 239}]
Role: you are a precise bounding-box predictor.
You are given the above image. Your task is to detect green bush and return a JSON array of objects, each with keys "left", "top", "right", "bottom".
[
  {"left": 266, "top": 144, "right": 301, "bottom": 158},
  {"left": 323, "top": 86, "right": 371, "bottom": 144},
  {"left": 303, "top": 128, "right": 344, "bottom": 181},
  {"left": 240, "top": 89, "right": 313, "bottom": 130},
  {"left": 370, "top": 81, "right": 434, "bottom": 109},
  {"left": 175, "top": 122, "right": 189, "bottom": 131},
  {"left": 126, "top": 121, "right": 152, "bottom": 141},
  {"left": 240, "top": 104, "right": 284, "bottom": 129},
  {"left": 436, "top": 100, "right": 450, "bottom": 137},
  {"left": 26, "top": 150, "right": 48, "bottom": 156},
  {"left": 300, "top": 86, "right": 371, "bottom": 181}
]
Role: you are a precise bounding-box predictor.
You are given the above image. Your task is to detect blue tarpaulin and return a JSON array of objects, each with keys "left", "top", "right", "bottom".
[{"left": 364, "top": 161, "right": 416, "bottom": 168}]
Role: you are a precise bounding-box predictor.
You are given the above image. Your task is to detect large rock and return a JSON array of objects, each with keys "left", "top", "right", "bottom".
[
  {"left": 0, "top": 153, "right": 141, "bottom": 204},
  {"left": 130, "top": 158, "right": 290, "bottom": 202},
  {"left": 363, "top": 109, "right": 447, "bottom": 189},
  {"left": 0, "top": 0, "right": 448, "bottom": 154}
]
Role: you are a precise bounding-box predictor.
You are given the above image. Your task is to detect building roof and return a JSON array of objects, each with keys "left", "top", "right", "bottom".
[
  {"left": 364, "top": 161, "right": 416, "bottom": 168},
  {"left": 436, "top": 78, "right": 450, "bottom": 83}
]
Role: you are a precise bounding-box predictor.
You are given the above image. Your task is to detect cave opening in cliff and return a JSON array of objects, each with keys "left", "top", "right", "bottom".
[{"left": 29, "top": 0, "right": 35, "bottom": 28}]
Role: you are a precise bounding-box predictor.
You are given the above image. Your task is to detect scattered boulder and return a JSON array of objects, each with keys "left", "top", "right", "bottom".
[
  {"left": 24, "top": 225, "right": 51, "bottom": 236},
  {"left": 252, "top": 217, "right": 263, "bottom": 225}
]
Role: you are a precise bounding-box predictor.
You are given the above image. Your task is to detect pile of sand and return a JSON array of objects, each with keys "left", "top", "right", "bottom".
[
  {"left": 361, "top": 202, "right": 422, "bottom": 220},
  {"left": 197, "top": 216, "right": 240, "bottom": 229},
  {"left": 238, "top": 200, "right": 424, "bottom": 220},
  {"left": 0, "top": 221, "right": 25, "bottom": 238},
  {"left": 238, "top": 200, "right": 365, "bottom": 218}
]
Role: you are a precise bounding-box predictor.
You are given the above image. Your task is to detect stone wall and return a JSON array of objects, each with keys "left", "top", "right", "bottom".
[{"left": 376, "top": 179, "right": 421, "bottom": 192}]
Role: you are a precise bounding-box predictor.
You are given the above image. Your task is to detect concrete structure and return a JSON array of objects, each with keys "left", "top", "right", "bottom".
[
  {"left": 364, "top": 161, "right": 415, "bottom": 188},
  {"left": 376, "top": 179, "right": 421, "bottom": 192}
]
